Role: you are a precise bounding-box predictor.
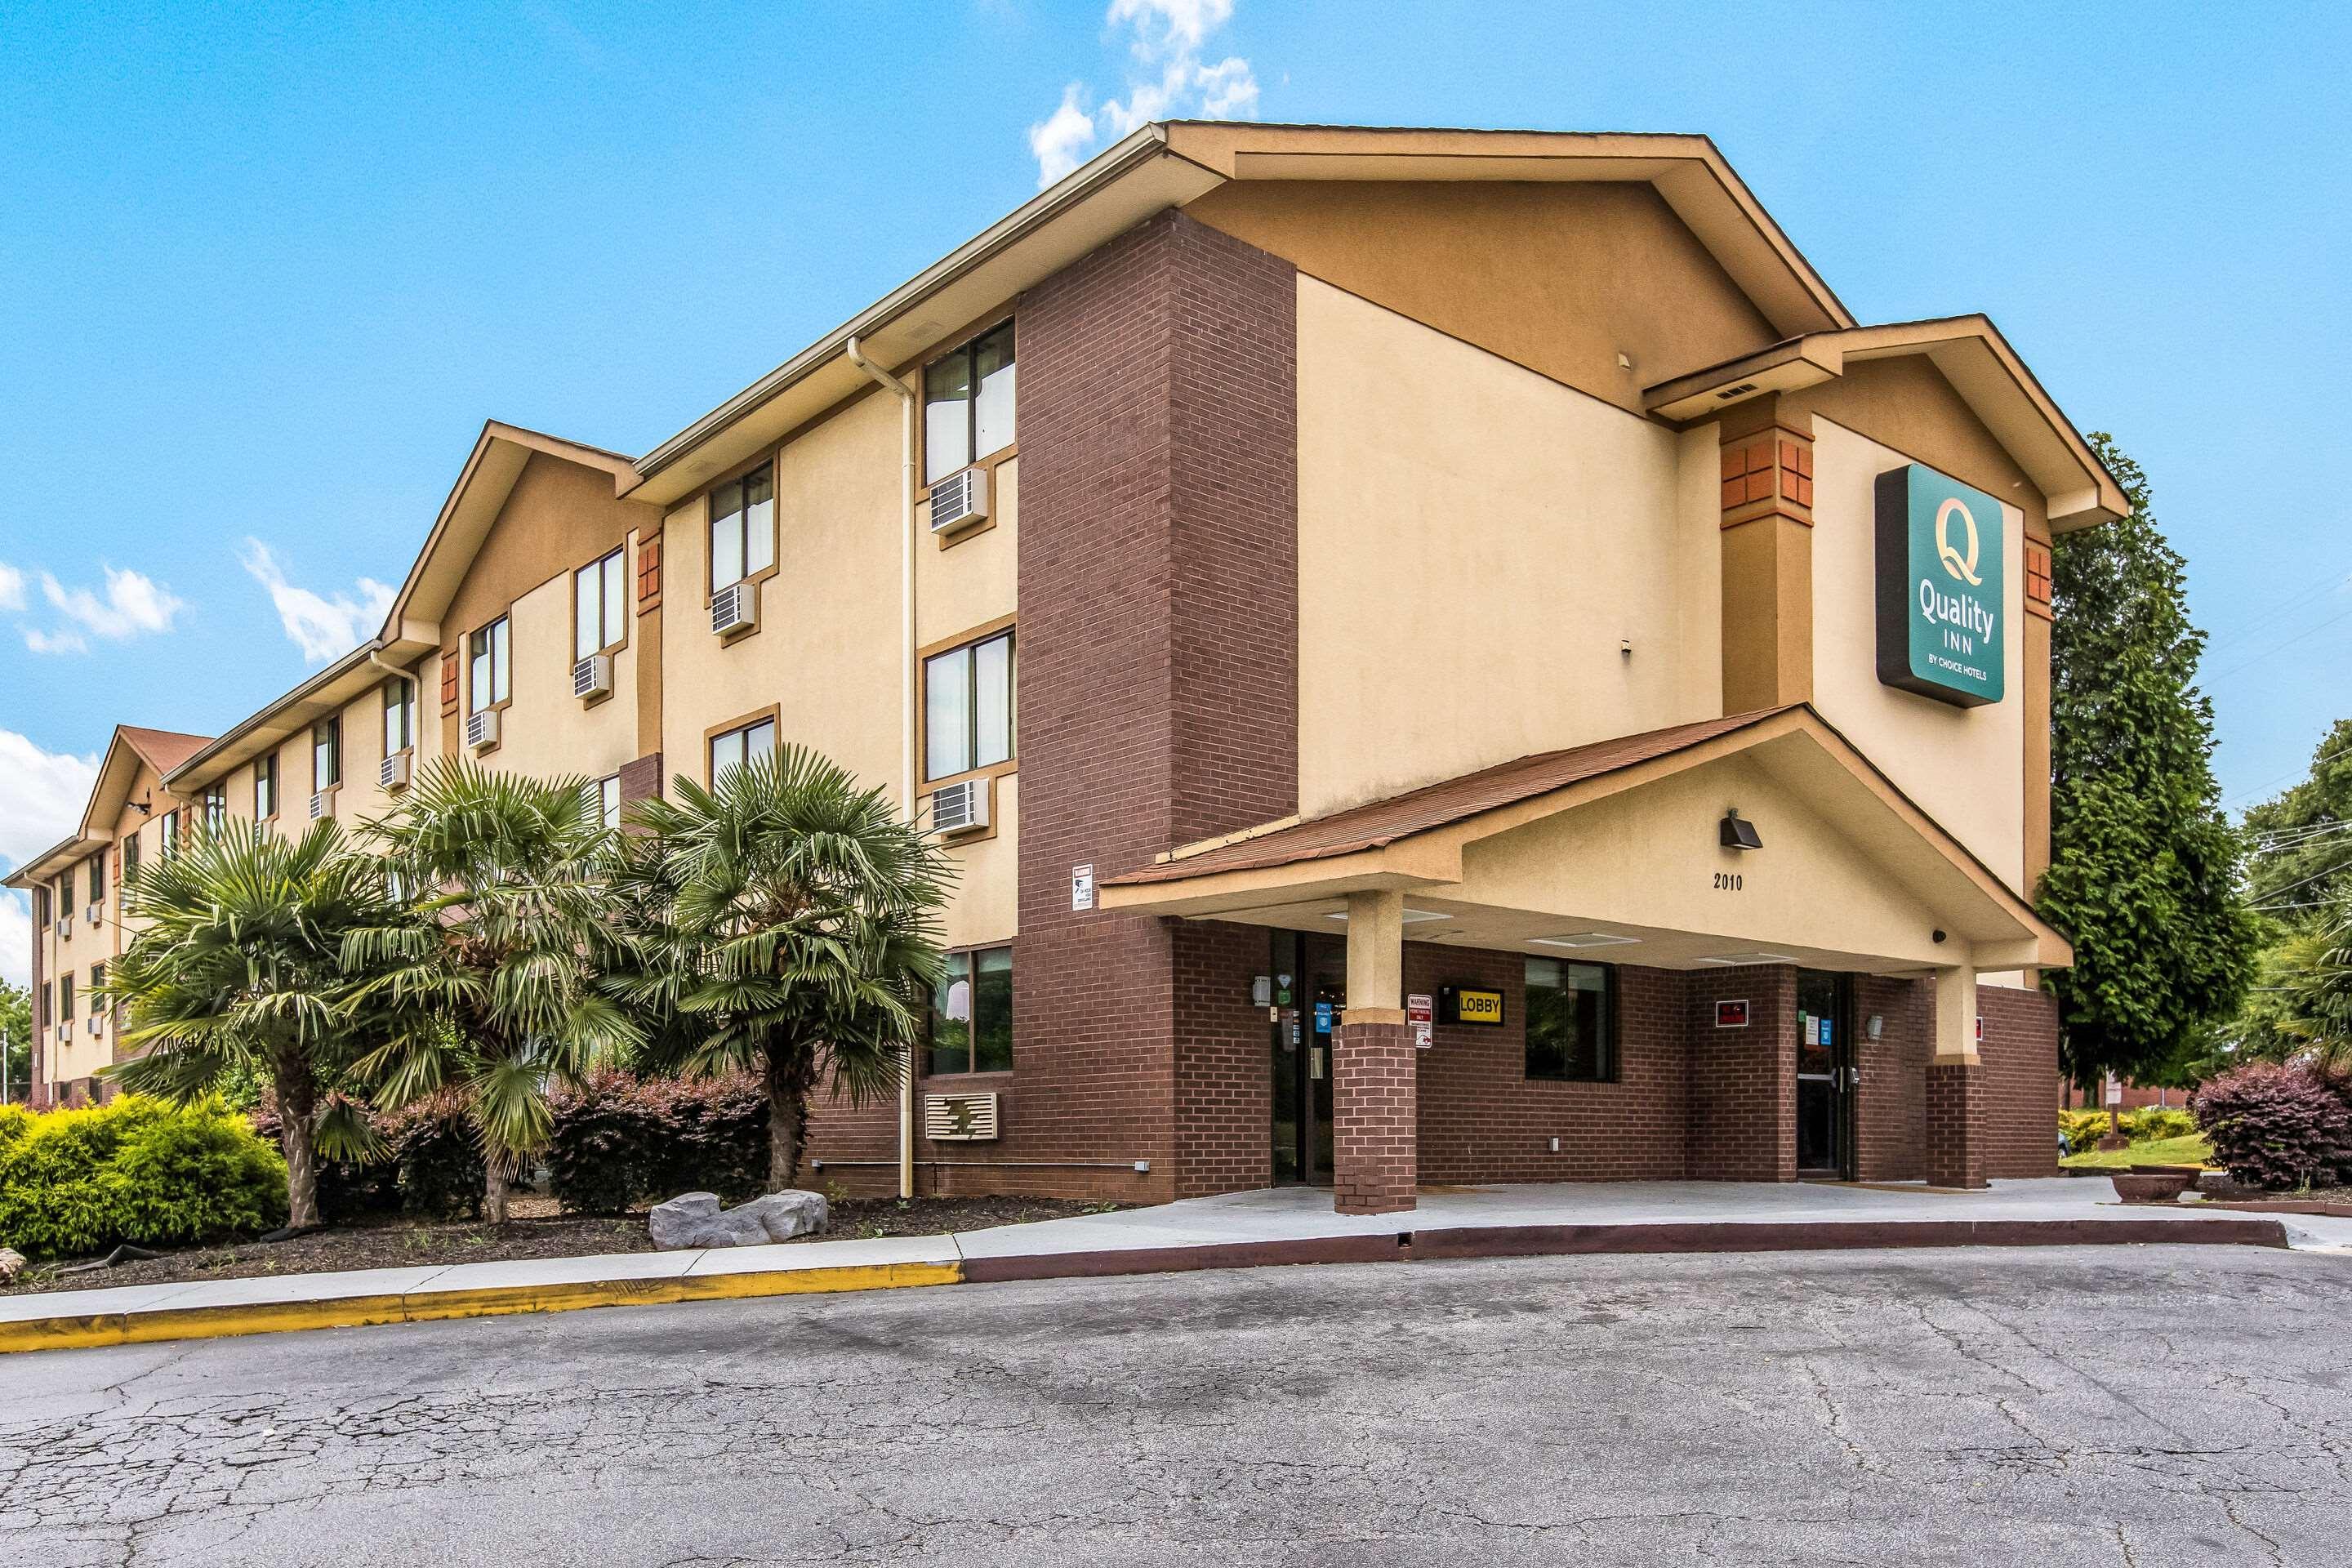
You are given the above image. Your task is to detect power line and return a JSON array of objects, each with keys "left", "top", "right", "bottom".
[
  {"left": 2228, "top": 739, "right": 2352, "bottom": 809},
  {"left": 2204, "top": 602, "right": 2352, "bottom": 687}
]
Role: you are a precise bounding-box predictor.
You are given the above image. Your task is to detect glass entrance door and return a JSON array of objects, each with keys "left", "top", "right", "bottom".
[
  {"left": 1795, "top": 970, "right": 1851, "bottom": 1177},
  {"left": 1270, "top": 932, "right": 1336, "bottom": 1184}
]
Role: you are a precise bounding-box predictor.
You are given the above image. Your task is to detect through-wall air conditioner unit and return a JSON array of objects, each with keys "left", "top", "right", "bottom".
[
  {"left": 87, "top": 902, "right": 102, "bottom": 926},
  {"left": 88, "top": 1016, "right": 102, "bottom": 1038},
  {"left": 58, "top": 914, "right": 72, "bottom": 940},
  {"left": 927, "top": 467, "right": 990, "bottom": 537},
  {"left": 309, "top": 791, "right": 329, "bottom": 821},
  {"left": 380, "top": 754, "right": 412, "bottom": 791},
  {"left": 711, "top": 580, "right": 757, "bottom": 637},
  {"left": 929, "top": 777, "right": 991, "bottom": 837},
  {"left": 923, "top": 1091, "right": 1000, "bottom": 1142},
  {"left": 572, "top": 653, "right": 612, "bottom": 700},
  {"left": 466, "top": 707, "right": 501, "bottom": 752}
]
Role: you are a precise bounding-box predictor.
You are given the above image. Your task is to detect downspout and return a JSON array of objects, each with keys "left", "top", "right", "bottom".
[{"left": 846, "top": 334, "right": 919, "bottom": 1200}]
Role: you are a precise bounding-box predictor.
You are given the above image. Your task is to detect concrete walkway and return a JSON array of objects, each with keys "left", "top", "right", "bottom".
[{"left": 3, "top": 1177, "right": 2332, "bottom": 1354}]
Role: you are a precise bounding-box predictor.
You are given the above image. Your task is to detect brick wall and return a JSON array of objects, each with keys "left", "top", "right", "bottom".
[
  {"left": 1686, "top": 965, "right": 1797, "bottom": 1180},
  {"left": 1852, "top": 973, "right": 1931, "bottom": 1181},
  {"left": 1979, "top": 983, "right": 2060, "bottom": 1178},
  {"left": 1926, "top": 1062, "right": 1985, "bottom": 1188},
  {"left": 1333, "top": 1020, "right": 1417, "bottom": 1214},
  {"left": 1413, "top": 946, "right": 1690, "bottom": 1183},
  {"left": 1173, "top": 921, "right": 1276, "bottom": 1197}
]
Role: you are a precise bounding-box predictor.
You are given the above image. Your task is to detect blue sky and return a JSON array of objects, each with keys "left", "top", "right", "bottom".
[{"left": 2, "top": 0, "right": 2347, "bottom": 975}]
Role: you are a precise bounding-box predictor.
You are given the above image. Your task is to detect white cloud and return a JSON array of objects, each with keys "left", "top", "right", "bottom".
[
  {"left": 1027, "top": 0, "right": 1259, "bottom": 187},
  {"left": 239, "top": 539, "right": 396, "bottom": 663},
  {"left": 21, "top": 626, "right": 89, "bottom": 657},
  {"left": 31, "top": 565, "right": 185, "bottom": 650},
  {"left": 0, "top": 563, "right": 24, "bottom": 612},
  {"left": 0, "top": 728, "right": 101, "bottom": 989}
]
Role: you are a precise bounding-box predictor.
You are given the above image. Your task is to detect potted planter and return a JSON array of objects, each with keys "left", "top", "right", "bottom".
[{"left": 2110, "top": 1169, "right": 2194, "bottom": 1204}]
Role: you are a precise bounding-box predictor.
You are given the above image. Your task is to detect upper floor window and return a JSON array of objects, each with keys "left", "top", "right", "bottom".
[
  {"left": 383, "top": 675, "right": 416, "bottom": 755},
  {"left": 203, "top": 784, "right": 227, "bottom": 832},
  {"left": 58, "top": 973, "right": 74, "bottom": 1024},
  {"left": 1525, "top": 958, "right": 1615, "bottom": 1082},
  {"left": 928, "top": 945, "right": 1013, "bottom": 1076},
  {"left": 709, "top": 715, "right": 777, "bottom": 786},
  {"left": 314, "top": 716, "right": 341, "bottom": 791},
  {"left": 470, "top": 617, "right": 511, "bottom": 710},
  {"left": 33, "top": 885, "right": 50, "bottom": 928},
  {"left": 924, "top": 629, "right": 1013, "bottom": 781},
  {"left": 158, "top": 812, "right": 179, "bottom": 858},
  {"left": 254, "top": 751, "right": 279, "bottom": 820},
  {"left": 86, "top": 853, "right": 105, "bottom": 907},
  {"left": 37, "top": 980, "right": 51, "bottom": 1028},
  {"left": 708, "top": 466, "right": 774, "bottom": 591},
  {"left": 590, "top": 774, "right": 621, "bottom": 831},
  {"left": 575, "top": 549, "right": 627, "bottom": 662},
  {"left": 122, "top": 826, "right": 140, "bottom": 884},
  {"left": 924, "top": 320, "right": 1014, "bottom": 484}
]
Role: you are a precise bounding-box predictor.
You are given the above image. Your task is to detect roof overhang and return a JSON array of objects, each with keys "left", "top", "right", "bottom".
[
  {"left": 1644, "top": 316, "right": 2128, "bottom": 531},
  {"left": 4, "top": 831, "right": 97, "bottom": 890},
  {"left": 628, "top": 122, "right": 1857, "bottom": 508},
  {"left": 165, "top": 642, "right": 385, "bottom": 792},
  {"left": 1103, "top": 706, "right": 2069, "bottom": 973}
]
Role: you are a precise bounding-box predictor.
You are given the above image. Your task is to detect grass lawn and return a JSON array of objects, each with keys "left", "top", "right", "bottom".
[{"left": 2060, "top": 1133, "right": 2212, "bottom": 1170}]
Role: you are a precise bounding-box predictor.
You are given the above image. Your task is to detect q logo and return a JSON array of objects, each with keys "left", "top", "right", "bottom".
[{"left": 1935, "top": 497, "right": 1982, "bottom": 586}]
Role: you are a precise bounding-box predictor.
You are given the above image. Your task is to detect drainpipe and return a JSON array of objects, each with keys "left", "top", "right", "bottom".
[{"left": 846, "top": 334, "right": 919, "bottom": 1200}]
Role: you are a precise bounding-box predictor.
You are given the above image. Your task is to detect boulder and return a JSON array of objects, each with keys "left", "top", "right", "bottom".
[
  {"left": 0, "top": 1248, "right": 23, "bottom": 1285},
  {"left": 649, "top": 1190, "right": 829, "bottom": 1250}
]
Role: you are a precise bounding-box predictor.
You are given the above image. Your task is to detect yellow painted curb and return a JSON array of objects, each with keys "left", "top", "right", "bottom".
[{"left": 0, "top": 1258, "right": 964, "bottom": 1355}]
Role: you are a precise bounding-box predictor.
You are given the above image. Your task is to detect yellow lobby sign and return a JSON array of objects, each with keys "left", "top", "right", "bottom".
[{"left": 1441, "top": 987, "right": 1507, "bottom": 1027}]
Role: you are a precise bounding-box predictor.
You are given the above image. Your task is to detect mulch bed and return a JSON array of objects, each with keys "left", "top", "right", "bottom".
[{"left": 3, "top": 1194, "right": 1129, "bottom": 1298}]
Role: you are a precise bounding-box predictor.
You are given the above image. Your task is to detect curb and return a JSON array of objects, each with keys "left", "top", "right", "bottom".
[{"left": 0, "top": 1214, "right": 2292, "bottom": 1355}]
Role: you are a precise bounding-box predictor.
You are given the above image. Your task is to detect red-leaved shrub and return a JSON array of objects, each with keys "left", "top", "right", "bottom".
[{"left": 2190, "top": 1062, "right": 2352, "bottom": 1190}]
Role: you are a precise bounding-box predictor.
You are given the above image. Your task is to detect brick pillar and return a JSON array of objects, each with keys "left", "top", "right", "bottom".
[
  {"left": 1926, "top": 1062, "right": 1985, "bottom": 1188},
  {"left": 1333, "top": 1020, "right": 1417, "bottom": 1214}
]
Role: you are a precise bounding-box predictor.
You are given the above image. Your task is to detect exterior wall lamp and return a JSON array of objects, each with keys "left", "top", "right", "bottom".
[{"left": 1718, "top": 809, "right": 1762, "bottom": 851}]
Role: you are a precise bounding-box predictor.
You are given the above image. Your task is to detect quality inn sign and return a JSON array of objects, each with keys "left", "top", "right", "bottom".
[{"left": 1874, "top": 463, "right": 2005, "bottom": 706}]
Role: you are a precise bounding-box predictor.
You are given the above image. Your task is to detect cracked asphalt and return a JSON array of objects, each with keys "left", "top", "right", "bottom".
[{"left": 3, "top": 1245, "right": 2348, "bottom": 1566}]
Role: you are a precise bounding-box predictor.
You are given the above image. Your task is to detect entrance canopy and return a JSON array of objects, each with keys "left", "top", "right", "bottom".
[{"left": 1102, "top": 705, "right": 2066, "bottom": 978}]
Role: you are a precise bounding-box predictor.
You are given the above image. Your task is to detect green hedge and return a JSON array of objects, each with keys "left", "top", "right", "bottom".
[
  {"left": 0, "top": 1097, "right": 287, "bottom": 1260},
  {"left": 546, "top": 1072, "right": 769, "bottom": 1214},
  {"left": 249, "top": 1092, "right": 485, "bottom": 1222}
]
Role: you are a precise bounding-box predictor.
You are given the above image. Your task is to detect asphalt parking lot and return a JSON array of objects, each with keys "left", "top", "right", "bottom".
[{"left": 4, "top": 1244, "right": 2345, "bottom": 1566}]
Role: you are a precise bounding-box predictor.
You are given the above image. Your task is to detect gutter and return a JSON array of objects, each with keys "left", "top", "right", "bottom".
[{"left": 163, "top": 641, "right": 381, "bottom": 791}]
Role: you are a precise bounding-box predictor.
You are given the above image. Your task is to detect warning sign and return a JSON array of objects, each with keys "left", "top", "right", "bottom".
[{"left": 1408, "top": 992, "right": 1434, "bottom": 1051}]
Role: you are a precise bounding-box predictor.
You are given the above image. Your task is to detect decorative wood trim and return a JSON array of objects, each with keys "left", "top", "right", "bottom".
[{"left": 702, "top": 703, "right": 782, "bottom": 786}]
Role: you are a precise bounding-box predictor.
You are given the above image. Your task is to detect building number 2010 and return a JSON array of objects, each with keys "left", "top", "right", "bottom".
[{"left": 1713, "top": 871, "right": 1744, "bottom": 891}]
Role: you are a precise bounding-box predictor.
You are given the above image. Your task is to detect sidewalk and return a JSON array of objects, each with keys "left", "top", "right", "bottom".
[{"left": 3, "top": 1178, "right": 2329, "bottom": 1355}]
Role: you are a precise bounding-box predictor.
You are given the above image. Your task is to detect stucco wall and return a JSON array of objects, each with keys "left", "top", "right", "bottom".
[
  {"left": 1294, "top": 274, "right": 1718, "bottom": 819},
  {"left": 1809, "top": 418, "right": 2027, "bottom": 893}
]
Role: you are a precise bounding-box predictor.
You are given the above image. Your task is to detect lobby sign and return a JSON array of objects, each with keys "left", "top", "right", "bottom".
[
  {"left": 1874, "top": 463, "right": 2006, "bottom": 706},
  {"left": 1440, "top": 987, "right": 1506, "bottom": 1027}
]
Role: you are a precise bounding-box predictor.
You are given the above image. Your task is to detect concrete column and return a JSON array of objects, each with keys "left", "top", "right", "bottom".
[
  {"left": 1334, "top": 889, "right": 1414, "bottom": 1214},
  {"left": 1927, "top": 961, "right": 1985, "bottom": 1188}
]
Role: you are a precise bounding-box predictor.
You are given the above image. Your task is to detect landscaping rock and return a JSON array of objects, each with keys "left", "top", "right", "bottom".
[
  {"left": 0, "top": 1248, "right": 24, "bottom": 1285},
  {"left": 649, "top": 1190, "right": 829, "bottom": 1250}
]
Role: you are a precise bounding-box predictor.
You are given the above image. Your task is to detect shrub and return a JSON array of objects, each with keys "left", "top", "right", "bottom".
[
  {"left": 2123, "top": 1106, "right": 2197, "bottom": 1144},
  {"left": 2059, "top": 1109, "right": 2113, "bottom": 1154},
  {"left": 2191, "top": 1062, "right": 2352, "bottom": 1190},
  {"left": 547, "top": 1072, "right": 769, "bottom": 1214},
  {"left": 250, "top": 1090, "right": 483, "bottom": 1222},
  {"left": 0, "top": 1098, "right": 287, "bottom": 1259}
]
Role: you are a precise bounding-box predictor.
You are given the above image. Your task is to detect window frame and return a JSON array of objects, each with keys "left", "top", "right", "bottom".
[
  {"left": 919, "top": 620, "right": 1016, "bottom": 786},
  {"left": 468, "top": 615, "right": 512, "bottom": 713},
  {"left": 158, "top": 812, "right": 179, "bottom": 858},
  {"left": 921, "top": 318, "right": 1016, "bottom": 487},
  {"left": 253, "top": 751, "right": 279, "bottom": 821},
  {"left": 313, "top": 715, "right": 342, "bottom": 793},
  {"left": 590, "top": 774, "right": 621, "bottom": 831},
  {"left": 704, "top": 460, "right": 777, "bottom": 598},
  {"left": 34, "top": 884, "right": 49, "bottom": 929},
  {"left": 59, "top": 972, "right": 74, "bottom": 1025},
  {"left": 927, "top": 943, "right": 1014, "bottom": 1077},
  {"left": 704, "top": 706, "right": 781, "bottom": 787},
  {"left": 382, "top": 675, "right": 416, "bottom": 757},
  {"left": 122, "top": 827, "right": 139, "bottom": 885},
  {"left": 86, "top": 853, "right": 104, "bottom": 907},
  {"left": 1522, "top": 957, "right": 1619, "bottom": 1084},
  {"left": 572, "top": 547, "right": 630, "bottom": 664},
  {"left": 202, "top": 783, "right": 226, "bottom": 833}
]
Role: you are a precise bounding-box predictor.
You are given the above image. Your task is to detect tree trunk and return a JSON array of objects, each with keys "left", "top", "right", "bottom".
[
  {"left": 277, "top": 1051, "right": 321, "bottom": 1231},
  {"left": 483, "top": 1158, "right": 510, "bottom": 1225},
  {"left": 766, "top": 1049, "right": 813, "bottom": 1193}
]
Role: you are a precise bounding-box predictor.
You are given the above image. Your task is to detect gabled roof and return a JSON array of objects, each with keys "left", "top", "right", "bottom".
[
  {"left": 1642, "top": 315, "right": 2128, "bottom": 530},
  {"left": 116, "top": 726, "right": 213, "bottom": 779},
  {"left": 627, "top": 122, "right": 1859, "bottom": 506},
  {"left": 2, "top": 724, "right": 213, "bottom": 887}
]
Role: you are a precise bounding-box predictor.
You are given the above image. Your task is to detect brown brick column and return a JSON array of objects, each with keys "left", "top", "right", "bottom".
[
  {"left": 1333, "top": 1020, "right": 1417, "bottom": 1214},
  {"left": 1926, "top": 1062, "right": 1985, "bottom": 1188}
]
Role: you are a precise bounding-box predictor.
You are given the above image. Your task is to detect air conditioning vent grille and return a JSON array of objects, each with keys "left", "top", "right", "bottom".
[
  {"left": 466, "top": 708, "right": 501, "bottom": 752},
  {"left": 929, "top": 777, "right": 990, "bottom": 836},
  {"left": 928, "top": 467, "right": 991, "bottom": 536},
  {"left": 379, "top": 754, "right": 412, "bottom": 791},
  {"left": 572, "top": 653, "right": 612, "bottom": 699},
  {"left": 309, "top": 792, "right": 328, "bottom": 820},
  {"left": 711, "top": 581, "right": 757, "bottom": 636},
  {"left": 923, "top": 1091, "right": 1000, "bottom": 1142}
]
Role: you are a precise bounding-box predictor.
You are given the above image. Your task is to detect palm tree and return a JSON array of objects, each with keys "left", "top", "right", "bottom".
[
  {"left": 96, "top": 819, "right": 396, "bottom": 1230},
  {"left": 346, "top": 760, "right": 641, "bottom": 1223},
  {"left": 620, "top": 745, "right": 950, "bottom": 1192}
]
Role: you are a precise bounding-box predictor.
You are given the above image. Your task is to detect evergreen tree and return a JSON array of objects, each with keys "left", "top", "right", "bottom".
[
  {"left": 2038, "top": 434, "right": 2256, "bottom": 1089},
  {"left": 2240, "top": 717, "right": 2352, "bottom": 925}
]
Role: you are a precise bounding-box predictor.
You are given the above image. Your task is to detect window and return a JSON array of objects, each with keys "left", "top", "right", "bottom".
[
  {"left": 709, "top": 716, "right": 777, "bottom": 785},
  {"left": 59, "top": 974, "right": 74, "bottom": 1026},
  {"left": 707, "top": 466, "right": 775, "bottom": 591},
  {"left": 313, "top": 716, "right": 341, "bottom": 791},
  {"left": 924, "top": 320, "right": 1015, "bottom": 484},
  {"left": 575, "top": 550, "right": 627, "bottom": 662},
  {"left": 382, "top": 675, "right": 416, "bottom": 755},
  {"left": 122, "top": 828, "right": 139, "bottom": 884},
  {"left": 37, "top": 981, "right": 50, "bottom": 1029},
  {"left": 203, "top": 784, "right": 226, "bottom": 832},
  {"left": 590, "top": 775, "right": 621, "bottom": 831},
  {"left": 254, "top": 752, "right": 279, "bottom": 820},
  {"left": 1525, "top": 959, "right": 1615, "bottom": 1082},
  {"left": 34, "top": 885, "right": 50, "bottom": 928},
  {"left": 924, "top": 630, "right": 1013, "bottom": 782},
  {"left": 159, "top": 812, "right": 179, "bottom": 858},
  {"left": 470, "top": 617, "right": 511, "bottom": 710},
  {"left": 88, "top": 961, "right": 105, "bottom": 1008},
  {"left": 929, "top": 946, "right": 1012, "bottom": 1075},
  {"left": 87, "top": 854, "right": 104, "bottom": 907}
]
